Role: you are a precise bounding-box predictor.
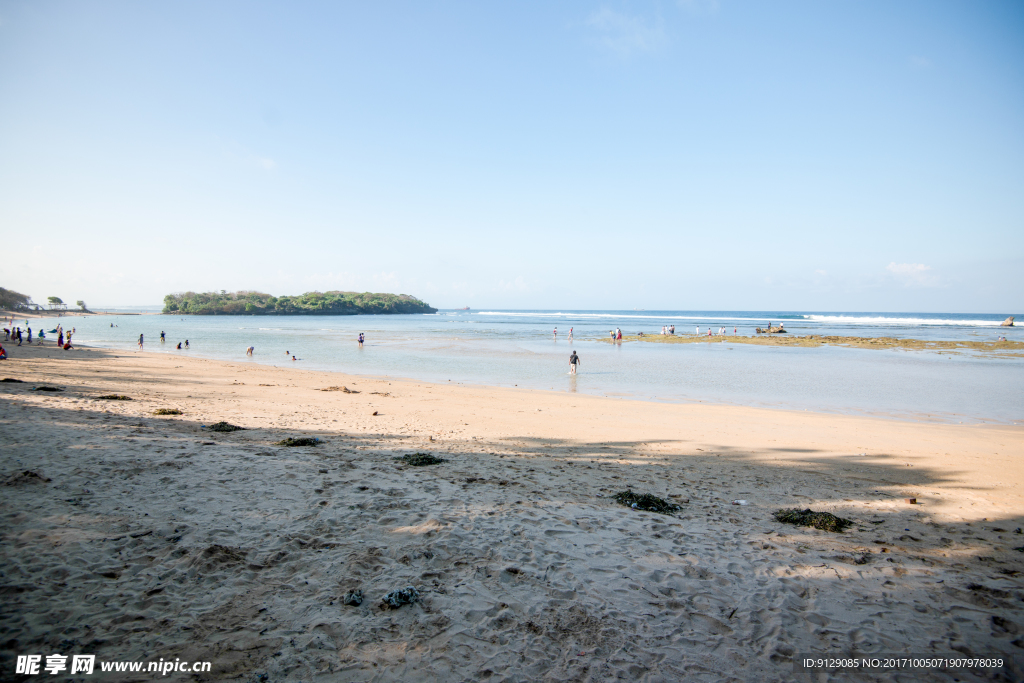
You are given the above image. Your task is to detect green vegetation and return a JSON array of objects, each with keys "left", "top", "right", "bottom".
[
  {"left": 613, "top": 490, "right": 682, "bottom": 515},
  {"left": 162, "top": 290, "right": 437, "bottom": 315},
  {"left": 396, "top": 453, "right": 446, "bottom": 466},
  {"left": 275, "top": 437, "right": 321, "bottom": 447},
  {"left": 0, "top": 287, "right": 31, "bottom": 311},
  {"left": 206, "top": 421, "right": 244, "bottom": 432},
  {"left": 774, "top": 508, "right": 853, "bottom": 533}
]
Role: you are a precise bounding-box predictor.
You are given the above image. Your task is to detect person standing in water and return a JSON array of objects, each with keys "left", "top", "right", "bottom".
[
  {"left": 569, "top": 349, "right": 581, "bottom": 375},
  {"left": 160, "top": 331, "right": 166, "bottom": 342},
  {"left": 358, "top": 332, "right": 364, "bottom": 346},
  {"left": 553, "top": 327, "right": 557, "bottom": 339},
  {"left": 568, "top": 327, "right": 573, "bottom": 342}
]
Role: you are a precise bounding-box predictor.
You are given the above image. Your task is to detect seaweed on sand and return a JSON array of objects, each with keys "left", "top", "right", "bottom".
[
  {"left": 774, "top": 508, "right": 853, "bottom": 533},
  {"left": 97, "top": 394, "right": 131, "bottom": 400},
  {"left": 613, "top": 490, "right": 682, "bottom": 515},
  {"left": 275, "top": 437, "right": 320, "bottom": 447},
  {"left": 153, "top": 408, "right": 182, "bottom": 415},
  {"left": 1, "top": 378, "right": 25, "bottom": 383},
  {"left": 396, "top": 453, "right": 446, "bottom": 466},
  {"left": 381, "top": 586, "right": 419, "bottom": 609},
  {"left": 34, "top": 386, "right": 63, "bottom": 392},
  {"left": 207, "top": 421, "right": 244, "bottom": 432}
]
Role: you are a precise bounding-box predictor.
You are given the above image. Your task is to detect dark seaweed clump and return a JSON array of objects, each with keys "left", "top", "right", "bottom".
[
  {"left": 397, "top": 453, "right": 446, "bottom": 466},
  {"left": 342, "top": 590, "right": 363, "bottom": 606},
  {"left": 1, "top": 378, "right": 25, "bottom": 383},
  {"left": 207, "top": 421, "right": 244, "bottom": 432},
  {"left": 774, "top": 508, "right": 853, "bottom": 533},
  {"left": 97, "top": 394, "right": 132, "bottom": 400},
  {"left": 34, "top": 386, "right": 63, "bottom": 392},
  {"left": 153, "top": 408, "right": 183, "bottom": 415},
  {"left": 613, "top": 490, "right": 682, "bottom": 515},
  {"left": 275, "top": 437, "right": 320, "bottom": 447},
  {"left": 381, "top": 586, "right": 419, "bottom": 609}
]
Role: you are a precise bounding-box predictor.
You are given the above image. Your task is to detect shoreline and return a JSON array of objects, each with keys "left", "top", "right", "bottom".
[
  {"left": 2, "top": 344, "right": 1023, "bottom": 680},
  {"left": 21, "top": 338, "right": 1019, "bottom": 427}
]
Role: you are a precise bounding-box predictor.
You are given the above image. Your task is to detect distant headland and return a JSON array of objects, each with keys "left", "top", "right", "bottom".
[{"left": 162, "top": 290, "right": 437, "bottom": 315}]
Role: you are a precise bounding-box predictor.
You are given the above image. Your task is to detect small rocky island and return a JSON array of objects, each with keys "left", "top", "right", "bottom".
[{"left": 163, "top": 290, "right": 437, "bottom": 315}]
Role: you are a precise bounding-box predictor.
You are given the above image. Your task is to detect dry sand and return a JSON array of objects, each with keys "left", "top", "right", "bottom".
[{"left": 1, "top": 344, "right": 1023, "bottom": 681}]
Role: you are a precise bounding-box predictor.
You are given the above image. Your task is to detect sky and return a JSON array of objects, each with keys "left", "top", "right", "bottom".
[{"left": 0, "top": 1, "right": 1021, "bottom": 312}]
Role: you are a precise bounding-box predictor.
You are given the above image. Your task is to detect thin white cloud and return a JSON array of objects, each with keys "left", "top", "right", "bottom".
[
  {"left": 886, "top": 262, "right": 938, "bottom": 287},
  {"left": 587, "top": 7, "right": 667, "bottom": 57},
  {"left": 497, "top": 276, "right": 530, "bottom": 292}
]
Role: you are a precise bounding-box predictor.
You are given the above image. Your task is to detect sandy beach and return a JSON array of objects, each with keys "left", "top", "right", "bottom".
[{"left": 1, "top": 343, "right": 1022, "bottom": 681}]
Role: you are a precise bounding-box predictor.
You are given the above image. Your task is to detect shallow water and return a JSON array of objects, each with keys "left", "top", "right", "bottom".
[{"left": 21, "top": 309, "right": 1023, "bottom": 424}]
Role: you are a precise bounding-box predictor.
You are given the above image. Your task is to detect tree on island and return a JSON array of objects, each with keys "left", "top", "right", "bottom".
[
  {"left": 162, "top": 290, "right": 437, "bottom": 315},
  {"left": 77, "top": 300, "right": 87, "bottom": 311},
  {"left": 0, "top": 287, "right": 32, "bottom": 311},
  {"left": 47, "top": 296, "right": 67, "bottom": 310}
]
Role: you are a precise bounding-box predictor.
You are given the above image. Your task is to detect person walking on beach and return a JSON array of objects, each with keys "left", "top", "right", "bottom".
[
  {"left": 26, "top": 327, "right": 31, "bottom": 344},
  {"left": 568, "top": 327, "right": 573, "bottom": 342},
  {"left": 16, "top": 328, "right": 22, "bottom": 346},
  {"left": 138, "top": 333, "right": 144, "bottom": 349},
  {"left": 569, "top": 349, "right": 581, "bottom": 375},
  {"left": 57, "top": 329, "right": 63, "bottom": 347}
]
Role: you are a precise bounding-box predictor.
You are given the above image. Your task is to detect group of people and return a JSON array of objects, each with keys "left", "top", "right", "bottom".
[
  {"left": 661, "top": 325, "right": 676, "bottom": 335},
  {"left": 691, "top": 326, "right": 738, "bottom": 336},
  {"left": 609, "top": 327, "right": 623, "bottom": 341},
  {"left": 2, "top": 321, "right": 74, "bottom": 349}
]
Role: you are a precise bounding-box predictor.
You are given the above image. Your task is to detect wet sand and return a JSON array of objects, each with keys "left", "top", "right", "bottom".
[
  {"left": 1, "top": 344, "right": 1022, "bottom": 681},
  {"left": 605, "top": 333, "right": 1024, "bottom": 356}
]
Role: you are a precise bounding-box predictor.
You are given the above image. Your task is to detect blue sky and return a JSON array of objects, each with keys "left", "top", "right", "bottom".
[{"left": 0, "top": 1, "right": 1021, "bottom": 311}]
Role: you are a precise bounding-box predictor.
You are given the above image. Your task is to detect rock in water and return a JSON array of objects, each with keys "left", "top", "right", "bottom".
[{"left": 1001, "top": 316, "right": 1014, "bottom": 327}]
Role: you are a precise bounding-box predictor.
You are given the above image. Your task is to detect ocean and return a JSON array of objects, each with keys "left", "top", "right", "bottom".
[{"left": 25, "top": 309, "right": 1023, "bottom": 424}]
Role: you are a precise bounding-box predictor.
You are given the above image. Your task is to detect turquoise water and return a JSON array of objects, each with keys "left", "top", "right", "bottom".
[{"left": 25, "top": 309, "right": 1024, "bottom": 424}]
